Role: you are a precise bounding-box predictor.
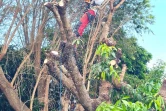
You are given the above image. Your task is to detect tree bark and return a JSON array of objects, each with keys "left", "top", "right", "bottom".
[
  {"left": 63, "top": 44, "right": 93, "bottom": 111},
  {"left": 112, "top": 64, "right": 127, "bottom": 89},
  {"left": 43, "top": 0, "right": 126, "bottom": 110},
  {"left": 33, "top": 9, "right": 48, "bottom": 106},
  {"left": 43, "top": 75, "right": 51, "bottom": 111},
  {"left": 0, "top": 67, "right": 30, "bottom": 111},
  {"left": 46, "top": 59, "right": 78, "bottom": 98}
]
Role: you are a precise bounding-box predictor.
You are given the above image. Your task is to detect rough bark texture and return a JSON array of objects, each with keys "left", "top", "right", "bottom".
[
  {"left": 34, "top": 10, "right": 48, "bottom": 106},
  {"left": 45, "top": 44, "right": 113, "bottom": 111},
  {"left": 63, "top": 44, "right": 93, "bottom": 111},
  {"left": 46, "top": 59, "right": 78, "bottom": 98},
  {"left": 43, "top": 75, "right": 51, "bottom": 111},
  {"left": 92, "top": 81, "right": 112, "bottom": 109},
  {"left": 100, "top": 0, "right": 125, "bottom": 41},
  {"left": 112, "top": 64, "right": 127, "bottom": 89},
  {"left": 75, "top": 104, "right": 85, "bottom": 111},
  {"left": 44, "top": 0, "right": 126, "bottom": 110},
  {"left": 0, "top": 67, "right": 30, "bottom": 111},
  {"left": 61, "top": 96, "right": 70, "bottom": 111}
]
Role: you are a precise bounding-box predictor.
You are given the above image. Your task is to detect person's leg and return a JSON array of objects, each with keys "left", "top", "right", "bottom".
[
  {"left": 74, "top": 12, "right": 89, "bottom": 37},
  {"left": 74, "top": 9, "right": 96, "bottom": 37}
]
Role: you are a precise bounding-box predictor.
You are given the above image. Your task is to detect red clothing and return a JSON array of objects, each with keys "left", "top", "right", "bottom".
[{"left": 76, "top": 9, "right": 96, "bottom": 36}]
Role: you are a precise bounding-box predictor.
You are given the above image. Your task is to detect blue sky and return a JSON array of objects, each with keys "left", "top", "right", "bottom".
[{"left": 137, "top": 0, "right": 166, "bottom": 68}]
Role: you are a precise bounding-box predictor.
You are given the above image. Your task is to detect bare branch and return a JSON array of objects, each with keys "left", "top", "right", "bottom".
[
  {"left": 43, "top": 75, "right": 51, "bottom": 111},
  {"left": 114, "top": 0, "right": 125, "bottom": 11},
  {"left": 0, "top": 67, "right": 30, "bottom": 111},
  {"left": 112, "top": 64, "right": 127, "bottom": 89},
  {"left": 30, "top": 65, "right": 47, "bottom": 110},
  {"left": 110, "top": 17, "right": 130, "bottom": 38},
  {"left": 44, "top": 2, "right": 67, "bottom": 41},
  {"left": 11, "top": 43, "right": 34, "bottom": 86}
]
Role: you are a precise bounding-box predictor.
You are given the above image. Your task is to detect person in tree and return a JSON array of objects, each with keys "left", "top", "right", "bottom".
[{"left": 74, "top": 0, "right": 105, "bottom": 37}]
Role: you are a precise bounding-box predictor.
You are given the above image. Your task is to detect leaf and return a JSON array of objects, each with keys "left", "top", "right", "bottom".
[
  {"left": 147, "top": 85, "right": 152, "bottom": 92},
  {"left": 122, "top": 96, "right": 130, "bottom": 100},
  {"left": 122, "top": 100, "right": 129, "bottom": 107},
  {"left": 115, "top": 100, "right": 121, "bottom": 106},
  {"left": 111, "top": 52, "right": 116, "bottom": 58},
  {"left": 101, "top": 72, "right": 106, "bottom": 80},
  {"left": 154, "top": 101, "right": 158, "bottom": 110},
  {"left": 76, "top": 39, "right": 80, "bottom": 44},
  {"left": 110, "top": 65, "right": 114, "bottom": 72}
]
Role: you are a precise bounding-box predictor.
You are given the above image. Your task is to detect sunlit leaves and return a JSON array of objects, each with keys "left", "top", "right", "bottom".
[
  {"left": 96, "top": 97, "right": 148, "bottom": 111},
  {"left": 96, "top": 43, "right": 116, "bottom": 58},
  {"left": 91, "top": 44, "right": 119, "bottom": 82},
  {"left": 97, "top": 93, "right": 165, "bottom": 111}
]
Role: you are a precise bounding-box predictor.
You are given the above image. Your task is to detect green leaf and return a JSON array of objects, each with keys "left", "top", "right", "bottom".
[
  {"left": 122, "top": 100, "right": 129, "bottom": 107},
  {"left": 122, "top": 96, "right": 130, "bottom": 100},
  {"left": 154, "top": 101, "right": 158, "bottom": 110},
  {"left": 111, "top": 52, "right": 116, "bottom": 58},
  {"left": 101, "top": 72, "right": 106, "bottom": 80},
  {"left": 110, "top": 65, "right": 114, "bottom": 72}
]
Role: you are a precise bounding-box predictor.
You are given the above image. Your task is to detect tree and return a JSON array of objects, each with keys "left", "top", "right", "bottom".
[
  {"left": 0, "top": 0, "right": 165, "bottom": 111},
  {"left": 118, "top": 37, "right": 152, "bottom": 79}
]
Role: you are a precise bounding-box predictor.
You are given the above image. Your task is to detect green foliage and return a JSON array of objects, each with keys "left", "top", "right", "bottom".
[
  {"left": 112, "top": 0, "right": 154, "bottom": 79},
  {"left": 0, "top": 45, "right": 24, "bottom": 111},
  {"left": 45, "top": 26, "right": 55, "bottom": 41},
  {"left": 72, "top": 38, "right": 84, "bottom": 46},
  {"left": 97, "top": 94, "right": 165, "bottom": 111},
  {"left": 0, "top": 45, "right": 24, "bottom": 78},
  {"left": 113, "top": 0, "right": 155, "bottom": 35},
  {"left": 96, "top": 97, "right": 148, "bottom": 111},
  {"left": 117, "top": 37, "right": 152, "bottom": 78},
  {"left": 32, "top": 99, "right": 45, "bottom": 111},
  {"left": 96, "top": 43, "right": 116, "bottom": 58},
  {"left": 102, "top": 60, "right": 166, "bottom": 111},
  {"left": 91, "top": 44, "right": 120, "bottom": 81},
  {"left": 0, "top": 92, "right": 15, "bottom": 111},
  {"left": 147, "top": 60, "right": 166, "bottom": 81},
  {"left": 0, "top": 45, "right": 43, "bottom": 111}
]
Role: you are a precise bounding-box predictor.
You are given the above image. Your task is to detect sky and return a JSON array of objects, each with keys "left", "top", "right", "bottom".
[{"left": 137, "top": 0, "right": 166, "bottom": 68}]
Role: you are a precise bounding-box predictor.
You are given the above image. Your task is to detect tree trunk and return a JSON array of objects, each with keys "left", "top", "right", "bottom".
[{"left": 33, "top": 10, "right": 48, "bottom": 107}]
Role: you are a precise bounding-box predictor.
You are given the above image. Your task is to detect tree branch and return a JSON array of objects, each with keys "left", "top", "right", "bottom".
[
  {"left": 112, "top": 64, "right": 127, "bottom": 89},
  {"left": 30, "top": 65, "right": 47, "bottom": 110},
  {"left": 11, "top": 43, "right": 34, "bottom": 86},
  {"left": 0, "top": 67, "right": 30, "bottom": 111},
  {"left": 44, "top": 2, "right": 67, "bottom": 41},
  {"left": 45, "top": 59, "right": 78, "bottom": 98},
  {"left": 114, "top": 0, "right": 125, "bottom": 11},
  {"left": 63, "top": 44, "right": 93, "bottom": 111}
]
